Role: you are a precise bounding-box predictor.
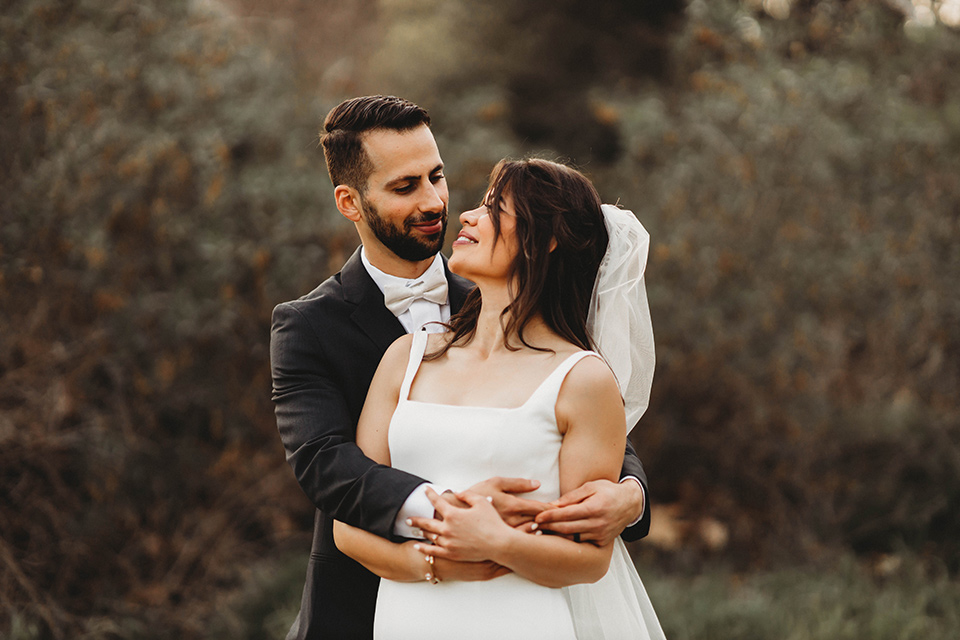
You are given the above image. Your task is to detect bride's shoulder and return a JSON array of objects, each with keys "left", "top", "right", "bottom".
[
  {"left": 556, "top": 352, "right": 624, "bottom": 431},
  {"left": 386, "top": 332, "right": 415, "bottom": 354},
  {"left": 379, "top": 334, "right": 415, "bottom": 375},
  {"left": 383, "top": 330, "right": 452, "bottom": 364},
  {"left": 560, "top": 351, "right": 621, "bottom": 403}
]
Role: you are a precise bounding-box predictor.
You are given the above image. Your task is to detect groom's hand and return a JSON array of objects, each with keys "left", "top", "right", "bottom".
[
  {"left": 533, "top": 478, "right": 644, "bottom": 547},
  {"left": 465, "top": 476, "right": 549, "bottom": 527}
]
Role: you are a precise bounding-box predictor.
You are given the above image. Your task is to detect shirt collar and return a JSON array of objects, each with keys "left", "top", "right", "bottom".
[{"left": 360, "top": 247, "right": 445, "bottom": 295}]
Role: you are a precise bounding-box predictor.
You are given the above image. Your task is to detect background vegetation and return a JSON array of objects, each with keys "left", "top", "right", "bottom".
[{"left": 2, "top": 0, "right": 958, "bottom": 637}]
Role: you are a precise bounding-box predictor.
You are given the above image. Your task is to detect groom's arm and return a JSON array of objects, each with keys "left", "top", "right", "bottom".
[
  {"left": 619, "top": 438, "right": 651, "bottom": 542},
  {"left": 271, "top": 301, "right": 425, "bottom": 540}
]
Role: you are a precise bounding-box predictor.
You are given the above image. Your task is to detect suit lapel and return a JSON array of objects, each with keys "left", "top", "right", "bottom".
[{"left": 341, "top": 248, "right": 406, "bottom": 351}]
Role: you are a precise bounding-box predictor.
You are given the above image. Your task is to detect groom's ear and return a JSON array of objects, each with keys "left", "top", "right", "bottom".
[{"left": 335, "top": 185, "right": 363, "bottom": 222}]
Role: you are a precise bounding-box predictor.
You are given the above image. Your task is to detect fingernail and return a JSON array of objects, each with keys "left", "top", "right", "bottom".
[
  {"left": 530, "top": 523, "right": 538, "bottom": 531},
  {"left": 535, "top": 530, "right": 543, "bottom": 536},
  {"left": 406, "top": 518, "right": 413, "bottom": 526},
  {"left": 414, "top": 544, "right": 421, "bottom": 551},
  {"left": 486, "top": 496, "right": 493, "bottom": 503}
]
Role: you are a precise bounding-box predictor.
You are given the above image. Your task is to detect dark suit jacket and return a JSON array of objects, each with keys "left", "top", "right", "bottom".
[{"left": 271, "top": 247, "right": 650, "bottom": 639}]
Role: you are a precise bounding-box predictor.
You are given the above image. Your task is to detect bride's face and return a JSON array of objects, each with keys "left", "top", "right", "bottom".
[{"left": 449, "top": 190, "right": 518, "bottom": 282}]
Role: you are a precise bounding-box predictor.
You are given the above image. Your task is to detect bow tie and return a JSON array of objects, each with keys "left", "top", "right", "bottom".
[{"left": 382, "top": 271, "right": 448, "bottom": 316}]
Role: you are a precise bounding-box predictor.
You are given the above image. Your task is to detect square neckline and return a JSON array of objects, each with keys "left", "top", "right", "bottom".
[{"left": 400, "top": 330, "right": 599, "bottom": 412}]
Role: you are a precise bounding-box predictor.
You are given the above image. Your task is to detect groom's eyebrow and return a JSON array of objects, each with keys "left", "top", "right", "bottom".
[{"left": 383, "top": 163, "right": 444, "bottom": 188}]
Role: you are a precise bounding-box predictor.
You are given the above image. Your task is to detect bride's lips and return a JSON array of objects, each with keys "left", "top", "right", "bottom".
[
  {"left": 452, "top": 230, "right": 478, "bottom": 246},
  {"left": 410, "top": 217, "right": 444, "bottom": 236}
]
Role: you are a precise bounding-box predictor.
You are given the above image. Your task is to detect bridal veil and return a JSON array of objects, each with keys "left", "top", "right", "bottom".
[{"left": 566, "top": 204, "right": 666, "bottom": 640}]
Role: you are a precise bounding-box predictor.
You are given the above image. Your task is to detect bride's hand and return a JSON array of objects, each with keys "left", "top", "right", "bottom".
[{"left": 410, "top": 488, "right": 513, "bottom": 562}]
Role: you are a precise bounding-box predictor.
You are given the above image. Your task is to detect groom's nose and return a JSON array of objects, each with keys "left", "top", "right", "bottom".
[{"left": 419, "top": 181, "right": 446, "bottom": 213}]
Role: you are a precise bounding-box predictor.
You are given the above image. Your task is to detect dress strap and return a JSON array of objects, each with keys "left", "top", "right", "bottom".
[
  {"left": 529, "top": 350, "right": 601, "bottom": 409},
  {"left": 398, "top": 329, "right": 430, "bottom": 402}
]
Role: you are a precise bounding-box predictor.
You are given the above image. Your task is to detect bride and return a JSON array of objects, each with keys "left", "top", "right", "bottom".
[{"left": 334, "top": 158, "right": 664, "bottom": 639}]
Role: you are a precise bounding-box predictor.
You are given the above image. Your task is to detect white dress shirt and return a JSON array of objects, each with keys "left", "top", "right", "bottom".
[{"left": 361, "top": 249, "right": 451, "bottom": 334}]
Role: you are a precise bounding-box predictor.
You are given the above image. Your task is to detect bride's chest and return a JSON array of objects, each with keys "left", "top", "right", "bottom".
[{"left": 388, "top": 401, "right": 563, "bottom": 496}]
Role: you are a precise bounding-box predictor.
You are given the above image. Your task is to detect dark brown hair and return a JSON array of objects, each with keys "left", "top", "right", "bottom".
[
  {"left": 319, "top": 95, "right": 431, "bottom": 192},
  {"left": 435, "top": 158, "right": 608, "bottom": 357}
]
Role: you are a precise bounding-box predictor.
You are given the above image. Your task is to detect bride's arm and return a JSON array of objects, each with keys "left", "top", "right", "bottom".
[
  {"left": 333, "top": 335, "right": 509, "bottom": 583},
  {"left": 334, "top": 521, "right": 428, "bottom": 581},
  {"left": 333, "top": 335, "right": 410, "bottom": 576},
  {"left": 416, "top": 355, "right": 625, "bottom": 588},
  {"left": 351, "top": 334, "right": 411, "bottom": 467},
  {"left": 334, "top": 520, "right": 509, "bottom": 582}
]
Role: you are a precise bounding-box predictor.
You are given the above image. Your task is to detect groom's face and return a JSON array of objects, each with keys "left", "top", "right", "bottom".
[{"left": 355, "top": 125, "right": 449, "bottom": 264}]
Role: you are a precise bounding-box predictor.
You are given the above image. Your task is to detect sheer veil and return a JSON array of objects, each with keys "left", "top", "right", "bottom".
[
  {"left": 563, "top": 204, "right": 666, "bottom": 640},
  {"left": 587, "top": 204, "right": 655, "bottom": 433}
]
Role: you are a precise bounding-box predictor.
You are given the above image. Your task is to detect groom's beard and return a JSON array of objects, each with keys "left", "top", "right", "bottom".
[{"left": 364, "top": 201, "right": 448, "bottom": 262}]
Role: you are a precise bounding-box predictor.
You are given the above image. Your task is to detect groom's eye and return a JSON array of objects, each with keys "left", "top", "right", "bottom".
[{"left": 394, "top": 183, "right": 414, "bottom": 194}]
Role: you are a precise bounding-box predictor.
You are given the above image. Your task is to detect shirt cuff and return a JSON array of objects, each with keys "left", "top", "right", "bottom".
[
  {"left": 393, "top": 482, "right": 444, "bottom": 539},
  {"left": 620, "top": 475, "right": 646, "bottom": 527}
]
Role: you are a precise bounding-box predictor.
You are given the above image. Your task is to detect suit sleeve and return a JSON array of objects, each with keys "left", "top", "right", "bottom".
[
  {"left": 270, "top": 302, "right": 425, "bottom": 540},
  {"left": 619, "top": 438, "right": 651, "bottom": 542}
]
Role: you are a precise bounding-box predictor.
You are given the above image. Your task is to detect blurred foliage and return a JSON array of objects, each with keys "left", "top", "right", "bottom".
[
  {"left": 0, "top": 0, "right": 350, "bottom": 635},
  {"left": 366, "top": 0, "right": 686, "bottom": 163},
  {"left": 608, "top": 0, "right": 960, "bottom": 570},
  {"left": 646, "top": 550, "right": 960, "bottom": 640},
  {"left": 1, "top": 0, "right": 959, "bottom": 636}
]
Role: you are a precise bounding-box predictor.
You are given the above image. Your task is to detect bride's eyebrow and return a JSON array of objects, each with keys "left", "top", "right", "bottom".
[{"left": 480, "top": 193, "right": 501, "bottom": 207}]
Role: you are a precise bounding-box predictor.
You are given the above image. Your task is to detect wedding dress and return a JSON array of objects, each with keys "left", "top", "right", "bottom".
[{"left": 373, "top": 330, "right": 665, "bottom": 640}]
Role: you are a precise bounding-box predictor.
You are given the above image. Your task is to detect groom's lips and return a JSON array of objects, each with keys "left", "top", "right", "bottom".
[{"left": 410, "top": 217, "right": 444, "bottom": 236}]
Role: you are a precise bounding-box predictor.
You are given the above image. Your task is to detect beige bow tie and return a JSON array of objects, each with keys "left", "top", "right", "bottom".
[{"left": 382, "top": 273, "right": 448, "bottom": 316}]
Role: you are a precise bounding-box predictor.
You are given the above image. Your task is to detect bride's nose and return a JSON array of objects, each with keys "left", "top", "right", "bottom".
[{"left": 459, "top": 206, "right": 482, "bottom": 226}]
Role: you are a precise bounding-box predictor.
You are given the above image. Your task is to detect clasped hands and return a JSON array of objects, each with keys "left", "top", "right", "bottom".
[{"left": 405, "top": 476, "right": 643, "bottom": 578}]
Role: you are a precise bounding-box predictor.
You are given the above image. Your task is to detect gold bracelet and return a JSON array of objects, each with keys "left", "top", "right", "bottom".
[{"left": 424, "top": 553, "right": 440, "bottom": 584}]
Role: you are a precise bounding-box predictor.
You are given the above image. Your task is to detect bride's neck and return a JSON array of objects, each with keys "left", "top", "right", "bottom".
[{"left": 471, "top": 284, "right": 549, "bottom": 356}]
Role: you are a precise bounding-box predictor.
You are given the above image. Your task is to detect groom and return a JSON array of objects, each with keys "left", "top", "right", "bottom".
[{"left": 271, "top": 95, "right": 651, "bottom": 639}]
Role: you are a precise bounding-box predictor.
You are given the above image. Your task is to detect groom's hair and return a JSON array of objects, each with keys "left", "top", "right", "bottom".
[{"left": 320, "top": 95, "right": 431, "bottom": 193}]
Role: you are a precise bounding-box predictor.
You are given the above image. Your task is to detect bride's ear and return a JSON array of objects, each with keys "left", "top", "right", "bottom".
[{"left": 335, "top": 185, "right": 363, "bottom": 222}]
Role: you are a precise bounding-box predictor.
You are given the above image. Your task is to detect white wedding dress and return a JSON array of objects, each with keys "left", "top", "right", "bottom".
[{"left": 374, "top": 330, "right": 665, "bottom": 640}]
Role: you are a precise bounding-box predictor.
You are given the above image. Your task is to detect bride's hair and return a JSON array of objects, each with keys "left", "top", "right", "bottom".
[{"left": 434, "top": 158, "right": 608, "bottom": 356}]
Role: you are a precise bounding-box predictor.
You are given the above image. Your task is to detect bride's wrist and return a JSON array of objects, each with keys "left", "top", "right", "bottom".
[
  {"left": 403, "top": 541, "right": 431, "bottom": 582},
  {"left": 488, "top": 525, "right": 524, "bottom": 567}
]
